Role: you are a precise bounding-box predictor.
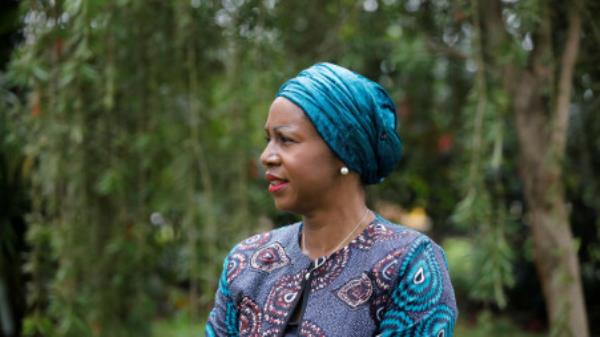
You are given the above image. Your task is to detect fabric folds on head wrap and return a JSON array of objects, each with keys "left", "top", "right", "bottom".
[{"left": 276, "top": 62, "right": 403, "bottom": 185}]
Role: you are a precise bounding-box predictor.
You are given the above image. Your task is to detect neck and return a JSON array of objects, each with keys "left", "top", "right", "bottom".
[{"left": 301, "top": 195, "right": 373, "bottom": 260}]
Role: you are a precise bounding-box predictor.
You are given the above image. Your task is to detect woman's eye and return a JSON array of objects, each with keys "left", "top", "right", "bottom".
[
  {"left": 279, "top": 136, "right": 293, "bottom": 143},
  {"left": 265, "top": 133, "right": 294, "bottom": 144}
]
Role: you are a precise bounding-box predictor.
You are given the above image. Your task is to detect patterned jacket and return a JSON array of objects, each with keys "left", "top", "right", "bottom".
[{"left": 205, "top": 215, "right": 457, "bottom": 337}]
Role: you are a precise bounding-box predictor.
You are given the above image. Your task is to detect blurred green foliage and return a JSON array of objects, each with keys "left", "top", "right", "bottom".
[
  {"left": 151, "top": 314, "right": 203, "bottom": 337},
  {"left": 455, "top": 311, "right": 545, "bottom": 337},
  {"left": 150, "top": 311, "right": 544, "bottom": 337},
  {"left": 1, "top": 0, "right": 599, "bottom": 336}
]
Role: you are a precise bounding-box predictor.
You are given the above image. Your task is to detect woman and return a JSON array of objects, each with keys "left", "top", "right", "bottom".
[{"left": 206, "top": 63, "right": 457, "bottom": 337}]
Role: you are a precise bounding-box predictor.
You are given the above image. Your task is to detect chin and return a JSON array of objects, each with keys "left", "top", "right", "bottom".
[
  {"left": 274, "top": 200, "right": 292, "bottom": 212},
  {"left": 273, "top": 198, "right": 300, "bottom": 214}
]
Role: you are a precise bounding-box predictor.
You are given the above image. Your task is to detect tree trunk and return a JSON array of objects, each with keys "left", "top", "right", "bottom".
[
  {"left": 479, "top": 0, "right": 588, "bottom": 335},
  {"left": 514, "top": 88, "right": 589, "bottom": 337},
  {"left": 512, "top": 4, "right": 588, "bottom": 336}
]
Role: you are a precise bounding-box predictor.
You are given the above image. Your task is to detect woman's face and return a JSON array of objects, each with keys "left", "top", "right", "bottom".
[{"left": 260, "top": 97, "right": 343, "bottom": 214}]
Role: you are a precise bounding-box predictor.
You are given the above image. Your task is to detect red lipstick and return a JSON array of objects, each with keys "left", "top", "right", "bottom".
[{"left": 265, "top": 173, "right": 289, "bottom": 193}]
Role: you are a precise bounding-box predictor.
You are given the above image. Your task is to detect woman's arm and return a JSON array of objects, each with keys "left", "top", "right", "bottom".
[
  {"left": 378, "top": 236, "right": 457, "bottom": 337},
  {"left": 205, "top": 255, "right": 239, "bottom": 337}
]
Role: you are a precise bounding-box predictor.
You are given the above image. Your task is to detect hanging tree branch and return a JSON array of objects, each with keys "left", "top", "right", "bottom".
[{"left": 553, "top": 2, "right": 582, "bottom": 156}]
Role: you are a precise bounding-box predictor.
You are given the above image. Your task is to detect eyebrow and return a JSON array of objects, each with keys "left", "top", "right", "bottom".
[{"left": 264, "top": 125, "right": 294, "bottom": 132}]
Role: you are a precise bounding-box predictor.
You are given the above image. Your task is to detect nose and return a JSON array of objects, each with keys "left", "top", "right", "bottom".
[{"left": 260, "top": 142, "right": 281, "bottom": 167}]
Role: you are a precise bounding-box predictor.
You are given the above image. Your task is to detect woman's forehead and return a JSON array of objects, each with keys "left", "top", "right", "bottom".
[{"left": 265, "top": 97, "right": 310, "bottom": 129}]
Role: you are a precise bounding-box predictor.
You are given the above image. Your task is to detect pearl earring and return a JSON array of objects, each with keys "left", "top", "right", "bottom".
[{"left": 340, "top": 166, "right": 349, "bottom": 175}]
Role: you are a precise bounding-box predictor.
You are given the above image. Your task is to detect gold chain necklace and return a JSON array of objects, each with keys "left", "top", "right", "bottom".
[{"left": 302, "top": 208, "right": 371, "bottom": 278}]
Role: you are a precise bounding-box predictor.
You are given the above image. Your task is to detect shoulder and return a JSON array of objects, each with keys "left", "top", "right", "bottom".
[
  {"left": 218, "top": 223, "right": 303, "bottom": 300},
  {"left": 220, "top": 223, "right": 301, "bottom": 281},
  {"left": 367, "top": 215, "right": 452, "bottom": 288},
  {"left": 228, "top": 222, "right": 301, "bottom": 256},
  {"left": 362, "top": 215, "right": 438, "bottom": 255},
  {"left": 374, "top": 216, "right": 447, "bottom": 256}
]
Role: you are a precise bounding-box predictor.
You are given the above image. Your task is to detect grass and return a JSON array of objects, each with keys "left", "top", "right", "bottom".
[
  {"left": 151, "top": 312, "right": 203, "bottom": 337},
  {"left": 150, "top": 310, "right": 545, "bottom": 337},
  {"left": 455, "top": 311, "right": 545, "bottom": 337}
]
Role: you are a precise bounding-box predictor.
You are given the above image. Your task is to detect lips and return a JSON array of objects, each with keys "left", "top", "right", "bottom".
[
  {"left": 268, "top": 181, "right": 289, "bottom": 193},
  {"left": 265, "top": 173, "right": 289, "bottom": 193}
]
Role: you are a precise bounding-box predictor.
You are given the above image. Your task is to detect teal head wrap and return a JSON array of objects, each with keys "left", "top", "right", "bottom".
[{"left": 276, "top": 62, "right": 403, "bottom": 185}]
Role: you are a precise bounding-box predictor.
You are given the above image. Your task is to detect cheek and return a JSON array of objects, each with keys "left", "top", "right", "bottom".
[{"left": 288, "top": 152, "right": 338, "bottom": 185}]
